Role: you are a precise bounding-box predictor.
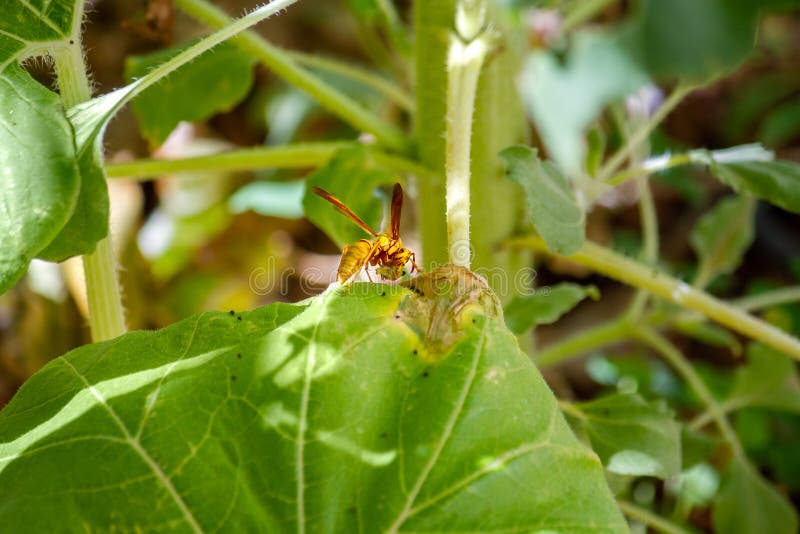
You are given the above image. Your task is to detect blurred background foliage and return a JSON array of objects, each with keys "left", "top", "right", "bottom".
[{"left": 2, "top": 0, "right": 800, "bottom": 530}]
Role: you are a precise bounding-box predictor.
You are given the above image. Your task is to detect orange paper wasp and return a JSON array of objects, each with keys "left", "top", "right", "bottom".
[{"left": 312, "top": 183, "right": 421, "bottom": 284}]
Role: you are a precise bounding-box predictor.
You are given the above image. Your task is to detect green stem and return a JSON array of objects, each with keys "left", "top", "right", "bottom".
[
  {"left": 558, "top": 400, "right": 587, "bottom": 421},
  {"left": 53, "top": 35, "right": 126, "bottom": 342},
  {"left": 626, "top": 176, "right": 658, "bottom": 318},
  {"left": 688, "top": 399, "right": 742, "bottom": 431},
  {"left": 445, "top": 27, "right": 491, "bottom": 267},
  {"left": 607, "top": 143, "right": 774, "bottom": 187},
  {"left": 734, "top": 286, "right": 800, "bottom": 311},
  {"left": 536, "top": 317, "right": 630, "bottom": 367},
  {"left": 414, "top": 1, "right": 456, "bottom": 267},
  {"left": 81, "top": 239, "right": 127, "bottom": 341},
  {"left": 608, "top": 153, "right": 692, "bottom": 187},
  {"left": 598, "top": 84, "right": 694, "bottom": 182},
  {"left": 636, "top": 326, "right": 744, "bottom": 457},
  {"left": 537, "top": 285, "right": 800, "bottom": 367},
  {"left": 175, "top": 0, "right": 409, "bottom": 152},
  {"left": 508, "top": 237, "right": 800, "bottom": 360},
  {"left": 105, "top": 142, "right": 434, "bottom": 181},
  {"left": 617, "top": 500, "right": 691, "bottom": 534},
  {"left": 287, "top": 51, "right": 414, "bottom": 111}
]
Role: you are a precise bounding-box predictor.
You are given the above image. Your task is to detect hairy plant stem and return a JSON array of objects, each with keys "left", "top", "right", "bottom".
[
  {"left": 104, "top": 143, "right": 435, "bottom": 181},
  {"left": 53, "top": 41, "right": 126, "bottom": 342},
  {"left": 617, "top": 499, "right": 691, "bottom": 534},
  {"left": 598, "top": 84, "right": 694, "bottom": 182},
  {"left": 176, "top": 0, "right": 409, "bottom": 152},
  {"left": 415, "top": 1, "right": 530, "bottom": 299},
  {"left": 445, "top": 31, "right": 491, "bottom": 267},
  {"left": 507, "top": 237, "right": 800, "bottom": 360}
]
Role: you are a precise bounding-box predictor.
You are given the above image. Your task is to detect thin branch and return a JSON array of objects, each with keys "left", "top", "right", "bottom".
[{"left": 507, "top": 236, "right": 800, "bottom": 360}]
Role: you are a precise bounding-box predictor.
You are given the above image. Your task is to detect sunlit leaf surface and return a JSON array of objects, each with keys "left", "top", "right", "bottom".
[{"left": 0, "top": 273, "right": 626, "bottom": 532}]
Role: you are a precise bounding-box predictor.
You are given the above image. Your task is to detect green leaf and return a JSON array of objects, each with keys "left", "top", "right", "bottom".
[
  {"left": 35, "top": 148, "right": 110, "bottom": 261},
  {"left": 569, "top": 393, "right": 682, "bottom": 479},
  {"left": 303, "top": 145, "right": 395, "bottom": 248},
  {"left": 521, "top": 32, "right": 648, "bottom": 176},
  {"left": 690, "top": 195, "right": 755, "bottom": 287},
  {"left": 724, "top": 73, "right": 800, "bottom": 142},
  {"left": 625, "top": 0, "right": 761, "bottom": 82},
  {"left": 125, "top": 42, "right": 256, "bottom": 145},
  {"left": 36, "top": 87, "right": 139, "bottom": 261},
  {"left": 504, "top": 283, "right": 599, "bottom": 334},
  {"left": 724, "top": 343, "right": 800, "bottom": 414},
  {"left": 710, "top": 160, "right": 800, "bottom": 214},
  {"left": 761, "top": 98, "right": 800, "bottom": 148},
  {"left": 0, "top": 269, "right": 627, "bottom": 532},
  {"left": 0, "top": 64, "right": 80, "bottom": 293},
  {"left": 229, "top": 180, "right": 306, "bottom": 219},
  {"left": 713, "top": 455, "right": 798, "bottom": 534},
  {"left": 0, "top": 0, "right": 74, "bottom": 64},
  {"left": 501, "top": 145, "right": 586, "bottom": 254}
]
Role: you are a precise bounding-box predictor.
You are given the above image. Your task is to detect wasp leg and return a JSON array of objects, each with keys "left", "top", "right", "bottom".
[{"left": 409, "top": 252, "right": 422, "bottom": 273}]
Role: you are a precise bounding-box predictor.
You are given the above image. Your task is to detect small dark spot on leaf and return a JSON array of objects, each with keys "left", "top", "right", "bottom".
[
  {"left": 69, "top": 39, "right": 75, "bottom": 45},
  {"left": 229, "top": 310, "right": 235, "bottom": 316},
  {"left": 380, "top": 432, "right": 388, "bottom": 439},
  {"left": 381, "top": 291, "right": 386, "bottom": 297},
  {"left": 231, "top": 375, "right": 237, "bottom": 381},
  {"left": 347, "top": 506, "right": 357, "bottom": 514},
  {"left": 422, "top": 371, "right": 429, "bottom": 378},
  {"left": 472, "top": 318, "right": 477, "bottom": 324},
  {"left": 237, "top": 316, "right": 242, "bottom": 321},
  {"left": 394, "top": 313, "right": 401, "bottom": 319},
  {"left": 412, "top": 349, "right": 418, "bottom": 355},
  {"left": 236, "top": 353, "right": 242, "bottom": 359}
]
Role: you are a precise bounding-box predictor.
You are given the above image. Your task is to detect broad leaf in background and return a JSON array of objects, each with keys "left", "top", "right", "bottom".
[
  {"left": 0, "top": 276, "right": 627, "bottom": 532},
  {"left": 710, "top": 161, "right": 800, "bottom": 214},
  {"left": 521, "top": 33, "right": 647, "bottom": 176},
  {"left": 0, "top": 65, "right": 80, "bottom": 293},
  {"left": 568, "top": 393, "right": 682, "bottom": 479},
  {"left": 303, "top": 145, "right": 395, "bottom": 247},
  {"left": 624, "top": 0, "right": 762, "bottom": 82},
  {"left": 725, "top": 344, "right": 800, "bottom": 414},
  {"left": 690, "top": 195, "right": 755, "bottom": 287},
  {"left": 125, "top": 42, "right": 256, "bottom": 145},
  {"left": 230, "top": 180, "right": 306, "bottom": 219},
  {"left": 713, "top": 455, "right": 798, "bottom": 534},
  {"left": 504, "top": 282, "right": 599, "bottom": 334},
  {"left": 760, "top": 99, "right": 800, "bottom": 148},
  {"left": 501, "top": 146, "right": 585, "bottom": 254}
]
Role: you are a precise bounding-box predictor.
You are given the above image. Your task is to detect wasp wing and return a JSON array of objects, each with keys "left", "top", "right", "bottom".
[
  {"left": 312, "top": 186, "right": 378, "bottom": 237},
  {"left": 390, "top": 182, "right": 403, "bottom": 240}
]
